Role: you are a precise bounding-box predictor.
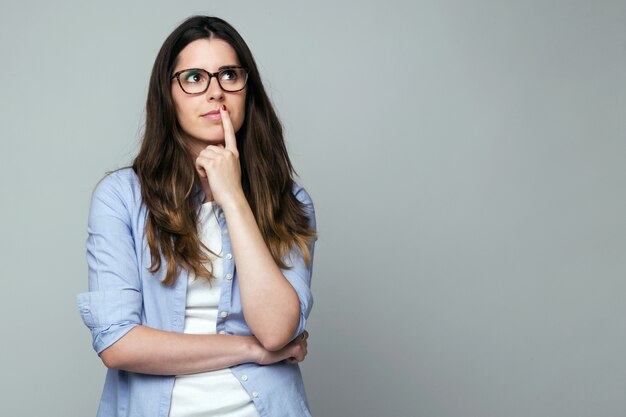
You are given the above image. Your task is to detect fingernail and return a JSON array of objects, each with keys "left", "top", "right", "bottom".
[{"left": 221, "top": 104, "right": 227, "bottom": 111}]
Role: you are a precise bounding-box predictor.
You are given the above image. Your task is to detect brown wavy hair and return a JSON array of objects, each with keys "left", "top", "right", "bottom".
[{"left": 132, "top": 16, "right": 316, "bottom": 286}]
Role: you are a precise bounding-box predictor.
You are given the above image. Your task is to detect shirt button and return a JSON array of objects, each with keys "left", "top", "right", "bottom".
[
  {"left": 241, "top": 375, "right": 248, "bottom": 381},
  {"left": 223, "top": 228, "right": 229, "bottom": 235},
  {"left": 252, "top": 391, "right": 259, "bottom": 398},
  {"left": 225, "top": 253, "right": 233, "bottom": 260},
  {"left": 220, "top": 311, "right": 228, "bottom": 318},
  {"left": 218, "top": 330, "right": 226, "bottom": 335},
  {"left": 225, "top": 273, "right": 233, "bottom": 280},
  {"left": 219, "top": 212, "right": 225, "bottom": 219}
]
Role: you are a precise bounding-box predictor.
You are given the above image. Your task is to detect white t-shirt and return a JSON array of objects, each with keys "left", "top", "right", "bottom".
[{"left": 169, "top": 201, "right": 260, "bottom": 417}]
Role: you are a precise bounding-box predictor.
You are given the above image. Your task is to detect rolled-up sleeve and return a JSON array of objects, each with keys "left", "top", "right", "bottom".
[
  {"left": 77, "top": 173, "right": 143, "bottom": 354},
  {"left": 283, "top": 186, "right": 317, "bottom": 340}
]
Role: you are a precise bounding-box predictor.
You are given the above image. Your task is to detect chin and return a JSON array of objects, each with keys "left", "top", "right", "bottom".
[
  {"left": 193, "top": 130, "right": 226, "bottom": 143},
  {"left": 199, "top": 136, "right": 226, "bottom": 145}
]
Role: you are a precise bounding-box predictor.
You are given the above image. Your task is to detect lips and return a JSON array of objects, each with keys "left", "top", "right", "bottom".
[{"left": 200, "top": 109, "right": 222, "bottom": 121}]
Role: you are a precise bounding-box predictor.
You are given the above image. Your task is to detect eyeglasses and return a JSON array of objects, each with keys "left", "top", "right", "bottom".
[{"left": 171, "top": 67, "right": 248, "bottom": 94}]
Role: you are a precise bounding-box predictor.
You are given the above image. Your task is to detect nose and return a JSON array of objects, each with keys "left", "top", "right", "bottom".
[{"left": 205, "top": 75, "right": 225, "bottom": 101}]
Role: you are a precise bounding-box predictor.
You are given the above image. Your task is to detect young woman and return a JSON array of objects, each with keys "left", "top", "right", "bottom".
[{"left": 77, "top": 15, "right": 317, "bottom": 417}]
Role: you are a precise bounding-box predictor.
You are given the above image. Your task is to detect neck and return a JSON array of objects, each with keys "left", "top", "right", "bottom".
[{"left": 199, "top": 176, "right": 213, "bottom": 203}]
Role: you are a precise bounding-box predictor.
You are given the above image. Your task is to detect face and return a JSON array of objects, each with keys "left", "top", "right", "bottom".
[{"left": 171, "top": 38, "right": 246, "bottom": 152}]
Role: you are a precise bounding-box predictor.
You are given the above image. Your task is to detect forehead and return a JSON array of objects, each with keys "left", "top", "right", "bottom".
[{"left": 174, "top": 38, "right": 240, "bottom": 71}]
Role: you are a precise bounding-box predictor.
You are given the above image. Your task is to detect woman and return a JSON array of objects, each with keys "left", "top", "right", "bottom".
[{"left": 77, "top": 15, "right": 317, "bottom": 417}]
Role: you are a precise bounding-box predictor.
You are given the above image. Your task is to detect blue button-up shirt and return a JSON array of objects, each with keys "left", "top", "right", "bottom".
[{"left": 77, "top": 168, "right": 316, "bottom": 417}]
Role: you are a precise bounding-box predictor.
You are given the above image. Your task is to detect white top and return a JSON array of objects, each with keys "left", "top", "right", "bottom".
[{"left": 169, "top": 202, "right": 260, "bottom": 417}]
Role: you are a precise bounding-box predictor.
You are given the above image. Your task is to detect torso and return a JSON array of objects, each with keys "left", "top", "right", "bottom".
[{"left": 168, "top": 201, "right": 260, "bottom": 417}]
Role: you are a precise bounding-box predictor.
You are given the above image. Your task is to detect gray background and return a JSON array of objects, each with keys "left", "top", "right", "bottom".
[{"left": 1, "top": 0, "right": 625, "bottom": 416}]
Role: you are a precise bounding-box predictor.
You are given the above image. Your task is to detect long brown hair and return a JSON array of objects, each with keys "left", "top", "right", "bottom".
[{"left": 133, "top": 16, "right": 315, "bottom": 286}]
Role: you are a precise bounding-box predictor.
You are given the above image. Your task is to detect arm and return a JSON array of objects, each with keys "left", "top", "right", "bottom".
[
  {"left": 221, "top": 196, "right": 302, "bottom": 351},
  {"left": 99, "top": 326, "right": 308, "bottom": 375},
  {"left": 195, "top": 107, "right": 315, "bottom": 351},
  {"left": 77, "top": 171, "right": 308, "bottom": 375}
]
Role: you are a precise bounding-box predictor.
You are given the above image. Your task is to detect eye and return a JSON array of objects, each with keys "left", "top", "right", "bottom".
[
  {"left": 219, "top": 69, "right": 239, "bottom": 83},
  {"left": 181, "top": 70, "right": 206, "bottom": 84}
]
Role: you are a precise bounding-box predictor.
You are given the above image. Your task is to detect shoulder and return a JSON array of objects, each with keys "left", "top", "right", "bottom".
[
  {"left": 290, "top": 182, "right": 316, "bottom": 231},
  {"left": 90, "top": 167, "right": 142, "bottom": 214},
  {"left": 93, "top": 167, "right": 139, "bottom": 197},
  {"left": 291, "top": 181, "right": 314, "bottom": 208}
]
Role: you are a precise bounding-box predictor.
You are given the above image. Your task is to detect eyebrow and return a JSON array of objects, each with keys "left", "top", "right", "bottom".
[{"left": 172, "top": 65, "right": 243, "bottom": 74}]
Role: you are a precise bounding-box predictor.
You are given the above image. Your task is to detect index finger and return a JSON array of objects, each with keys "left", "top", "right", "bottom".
[{"left": 220, "top": 104, "right": 237, "bottom": 151}]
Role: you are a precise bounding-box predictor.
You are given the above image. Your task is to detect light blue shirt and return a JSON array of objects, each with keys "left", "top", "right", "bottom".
[{"left": 77, "top": 168, "right": 316, "bottom": 417}]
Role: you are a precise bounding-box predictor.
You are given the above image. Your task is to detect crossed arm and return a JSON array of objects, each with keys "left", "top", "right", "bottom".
[{"left": 99, "top": 327, "right": 309, "bottom": 376}]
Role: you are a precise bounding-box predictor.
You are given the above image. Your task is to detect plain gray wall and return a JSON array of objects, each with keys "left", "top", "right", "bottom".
[{"left": 1, "top": 0, "right": 625, "bottom": 416}]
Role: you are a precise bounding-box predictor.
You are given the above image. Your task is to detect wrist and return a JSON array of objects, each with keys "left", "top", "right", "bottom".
[
  {"left": 244, "top": 336, "right": 264, "bottom": 364},
  {"left": 220, "top": 191, "right": 249, "bottom": 215}
]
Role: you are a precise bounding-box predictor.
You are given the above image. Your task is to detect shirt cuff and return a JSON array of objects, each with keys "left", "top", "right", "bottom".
[{"left": 77, "top": 289, "right": 142, "bottom": 354}]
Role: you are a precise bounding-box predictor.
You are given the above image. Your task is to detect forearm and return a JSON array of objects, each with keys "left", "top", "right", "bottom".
[
  {"left": 99, "top": 325, "right": 259, "bottom": 375},
  {"left": 221, "top": 194, "right": 300, "bottom": 350}
]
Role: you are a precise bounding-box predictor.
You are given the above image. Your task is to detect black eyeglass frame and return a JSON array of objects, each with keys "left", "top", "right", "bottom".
[{"left": 171, "top": 67, "right": 249, "bottom": 94}]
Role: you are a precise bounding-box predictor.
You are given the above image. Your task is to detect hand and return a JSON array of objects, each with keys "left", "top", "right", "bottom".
[
  {"left": 255, "top": 331, "right": 309, "bottom": 365},
  {"left": 195, "top": 105, "right": 245, "bottom": 206}
]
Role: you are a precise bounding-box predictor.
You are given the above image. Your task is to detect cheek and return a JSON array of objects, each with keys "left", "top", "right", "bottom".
[
  {"left": 174, "top": 103, "right": 197, "bottom": 130},
  {"left": 233, "top": 111, "right": 245, "bottom": 133},
  {"left": 171, "top": 91, "right": 190, "bottom": 121},
  {"left": 233, "top": 98, "right": 246, "bottom": 131}
]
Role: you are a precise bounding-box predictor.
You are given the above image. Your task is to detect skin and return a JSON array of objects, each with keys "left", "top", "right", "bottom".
[{"left": 99, "top": 38, "right": 308, "bottom": 374}]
